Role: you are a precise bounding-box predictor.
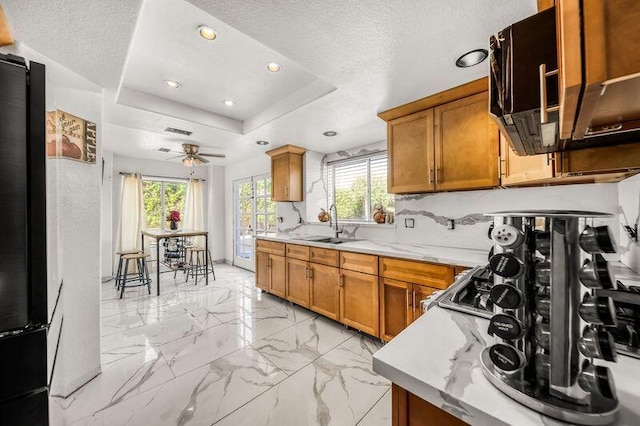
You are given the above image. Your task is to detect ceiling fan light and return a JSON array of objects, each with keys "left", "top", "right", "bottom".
[
  {"left": 182, "top": 157, "right": 193, "bottom": 167},
  {"left": 193, "top": 156, "right": 204, "bottom": 165}
]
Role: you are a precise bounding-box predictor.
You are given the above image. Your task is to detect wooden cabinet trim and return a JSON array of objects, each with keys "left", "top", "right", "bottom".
[
  {"left": 340, "top": 251, "right": 379, "bottom": 275},
  {"left": 378, "top": 78, "right": 488, "bottom": 122},
  {"left": 256, "top": 239, "right": 286, "bottom": 256},
  {"left": 266, "top": 144, "right": 306, "bottom": 157},
  {"left": 286, "top": 244, "right": 310, "bottom": 261}
]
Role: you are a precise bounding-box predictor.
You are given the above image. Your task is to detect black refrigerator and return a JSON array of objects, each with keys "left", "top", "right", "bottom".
[{"left": 0, "top": 53, "right": 49, "bottom": 425}]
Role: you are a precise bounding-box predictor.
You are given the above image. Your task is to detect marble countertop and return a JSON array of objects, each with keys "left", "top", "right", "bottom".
[
  {"left": 256, "top": 233, "right": 489, "bottom": 267},
  {"left": 373, "top": 298, "right": 640, "bottom": 426}
]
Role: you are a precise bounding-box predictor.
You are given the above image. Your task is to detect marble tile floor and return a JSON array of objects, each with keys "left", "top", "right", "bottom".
[{"left": 51, "top": 264, "right": 391, "bottom": 425}]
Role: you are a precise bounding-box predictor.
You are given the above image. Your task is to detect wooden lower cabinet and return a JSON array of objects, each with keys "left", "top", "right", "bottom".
[
  {"left": 412, "top": 284, "right": 438, "bottom": 322},
  {"left": 379, "top": 278, "right": 412, "bottom": 342},
  {"left": 286, "top": 258, "right": 310, "bottom": 308},
  {"left": 309, "top": 263, "right": 340, "bottom": 321},
  {"left": 340, "top": 269, "right": 379, "bottom": 337},
  {"left": 268, "top": 254, "right": 286, "bottom": 298},
  {"left": 380, "top": 279, "right": 440, "bottom": 341},
  {"left": 256, "top": 251, "right": 269, "bottom": 292},
  {"left": 392, "top": 384, "right": 468, "bottom": 426}
]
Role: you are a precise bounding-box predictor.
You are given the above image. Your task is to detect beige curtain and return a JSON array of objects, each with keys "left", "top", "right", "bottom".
[
  {"left": 184, "top": 178, "right": 205, "bottom": 247},
  {"left": 115, "top": 173, "right": 147, "bottom": 265}
]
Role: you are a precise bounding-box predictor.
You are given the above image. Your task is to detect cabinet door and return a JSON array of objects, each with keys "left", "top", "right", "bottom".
[
  {"left": 256, "top": 251, "right": 269, "bottom": 291},
  {"left": 271, "top": 154, "right": 289, "bottom": 201},
  {"left": 340, "top": 270, "right": 379, "bottom": 337},
  {"left": 309, "top": 263, "right": 340, "bottom": 321},
  {"left": 388, "top": 109, "right": 435, "bottom": 193},
  {"left": 434, "top": 92, "right": 499, "bottom": 191},
  {"left": 392, "top": 384, "right": 468, "bottom": 426},
  {"left": 379, "top": 278, "right": 412, "bottom": 342},
  {"left": 500, "top": 133, "right": 555, "bottom": 186},
  {"left": 286, "top": 258, "right": 310, "bottom": 308},
  {"left": 269, "top": 254, "right": 286, "bottom": 298},
  {"left": 412, "top": 284, "right": 439, "bottom": 322}
]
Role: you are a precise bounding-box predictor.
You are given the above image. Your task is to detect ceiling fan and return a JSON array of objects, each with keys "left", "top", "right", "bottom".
[{"left": 161, "top": 143, "right": 226, "bottom": 166}]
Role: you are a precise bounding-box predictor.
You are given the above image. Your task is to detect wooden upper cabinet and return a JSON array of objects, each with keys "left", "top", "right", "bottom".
[
  {"left": 381, "top": 78, "right": 499, "bottom": 194},
  {"left": 500, "top": 133, "right": 555, "bottom": 186},
  {"left": 557, "top": 0, "right": 640, "bottom": 139},
  {"left": 266, "top": 144, "right": 306, "bottom": 202},
  {"left": 434, "top": 92, "right": 499, "bottom": 191},
  {"left": 388, "top": 110, "right": 435, "bottom": 193}
]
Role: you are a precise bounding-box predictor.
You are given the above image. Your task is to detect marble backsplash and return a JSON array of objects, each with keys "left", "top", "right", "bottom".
[{"left": 276, "top": 142, "right": 629, "bottom": 263}]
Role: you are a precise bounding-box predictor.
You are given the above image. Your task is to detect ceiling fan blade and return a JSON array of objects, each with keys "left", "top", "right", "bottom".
[
  {"left": 163, "top": 154, "right": 185, "bottom": 161},
  {"left": 199, "top": 153, "right": 226, "bottom": 158},
  {"left": 195, "top": 155, "right": 209, "bottom": 164}
]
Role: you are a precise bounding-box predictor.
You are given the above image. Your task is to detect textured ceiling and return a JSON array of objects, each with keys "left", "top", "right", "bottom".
[{"left": 2, "top": 0, "right": 537, "bottom": 164}]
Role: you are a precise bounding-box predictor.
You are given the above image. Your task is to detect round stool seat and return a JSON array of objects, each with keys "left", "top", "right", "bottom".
[
  {"left": 122, "top": 252, "right": 149, "bottom": 260},
  {"left": 117, "top": 249, "right": 142, "bottom": 255}
]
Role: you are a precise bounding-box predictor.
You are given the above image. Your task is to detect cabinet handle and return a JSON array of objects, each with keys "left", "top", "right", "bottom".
[
  {"left": 305, "top": 267, "right": 309, "bottom": 279},
  {"left": 539, "top": 64, "right": 559, "bottom": 124},
  {"left": 499, "top": 157, "right": 505, "bottom": 178},
  {"left": 428, "top": 167, "right": 434, "bottom": 184},
  {"left": 309, "top": 268, "right": 314, "bottom": 279},
  {"left": 268, "top": 258, "right": 272, "bottom": 268},
  {"left": 435, "top": 167, "right": 442, "bottom": 184},
  {"left": 285, "top": 187, "right": 289, "bottom": 197},
  {"left": 406, "top": 290, "right": 411, "bottom": 309},
  {"left": 339, "top": 274, "right": 344, "bottom": 288},
  {"left": 412, "top": 291, "right": 416, "bottom": 311}
]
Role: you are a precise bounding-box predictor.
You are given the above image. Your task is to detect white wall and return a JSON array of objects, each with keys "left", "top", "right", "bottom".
[
  {"left": 1, "top": 42, "right": 104, "bottom": 397},
  {"left": 208, "top": 165, "right": 226, "bottom": 261},
  {"left": 619, "top": 173, "right": 640, "bottom": 273},
  {"left": 100, "top": 151, "right": 113, "bottom": 280}
]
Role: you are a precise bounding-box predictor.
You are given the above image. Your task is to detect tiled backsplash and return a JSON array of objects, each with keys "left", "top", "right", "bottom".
[{"left": 276, "top": 142, "right": 625, "bottom": 259}]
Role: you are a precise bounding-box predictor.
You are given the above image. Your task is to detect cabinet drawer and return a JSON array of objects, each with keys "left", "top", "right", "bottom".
[
  {"left": 309, "top": 247, "right": 339, "bottom": 267},
  {"left": 286, "top": 244, "right": 310, "bottom": 261},
  {"left": 379, "top": 257, "right": 454, "bottom": 289},
  {"left": 341, "top": 251, "right": 378, "bottom": 275},
  {"left": 256, "top": 239, "right": 285, "bottom": 256}
]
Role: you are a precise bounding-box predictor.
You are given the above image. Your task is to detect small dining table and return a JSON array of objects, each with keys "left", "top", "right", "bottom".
[{"left": 141, "top": 229, "right": 209, "bottom": 295}]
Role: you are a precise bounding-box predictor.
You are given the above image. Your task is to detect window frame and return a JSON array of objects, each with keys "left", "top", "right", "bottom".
[
  {"left": 142, "top": 177, "right": 188, "bottom": 231},
  {"left": 327, "top": 152, "right": 393, "bottom": 223}
]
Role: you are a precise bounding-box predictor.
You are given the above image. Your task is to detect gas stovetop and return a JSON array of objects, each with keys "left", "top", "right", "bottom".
[{"left": 438, "top": 265, "right": 495, "bottom": 319}]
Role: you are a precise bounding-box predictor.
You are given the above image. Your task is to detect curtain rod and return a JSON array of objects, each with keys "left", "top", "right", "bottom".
[{"left": 118, "top": 172, "right": 205, "bottom": 182}]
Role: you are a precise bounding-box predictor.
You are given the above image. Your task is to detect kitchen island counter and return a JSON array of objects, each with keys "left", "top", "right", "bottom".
[{"left": 372, "top": 303, "right": 640, "bottom": 426}]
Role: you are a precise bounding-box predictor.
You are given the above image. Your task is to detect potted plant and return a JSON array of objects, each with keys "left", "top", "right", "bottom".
[{"left": 167, "top": 210, "right": 181, "bottom": 230}]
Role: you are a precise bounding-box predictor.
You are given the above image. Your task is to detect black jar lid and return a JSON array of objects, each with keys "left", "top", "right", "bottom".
[
  {"left": 489, "top": 283, "right": 524, "bottom": 310},
  {"left": 489, "top": 344, "right": 524, "bottom": 372}
]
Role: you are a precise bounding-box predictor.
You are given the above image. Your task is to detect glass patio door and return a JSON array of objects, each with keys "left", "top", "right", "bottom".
[{"left": 233, "top": 174, "right": 275, "bottom": 271}]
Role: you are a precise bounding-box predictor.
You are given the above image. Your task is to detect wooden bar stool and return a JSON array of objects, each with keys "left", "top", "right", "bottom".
[
  {"left": 118, "top": 252, "right": 152, "bottom": 298},
  {"left": 115, "top": 249, "right": 142, "bottom": 288},
  {"left": 185, "top": 247, "right": 216, "bottom": 285}
]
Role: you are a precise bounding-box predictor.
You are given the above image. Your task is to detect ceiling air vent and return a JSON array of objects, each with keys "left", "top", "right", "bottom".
[
  {"left": 157, "top": 148, "right": 171, "bottom": 153},
  {"left": 164, "top": 127, "right": 192, "bottom": 136}
]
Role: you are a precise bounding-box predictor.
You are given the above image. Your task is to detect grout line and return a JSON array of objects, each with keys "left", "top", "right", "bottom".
[{"left": 355, "top": 387, "right": 391, "bottom": 425}]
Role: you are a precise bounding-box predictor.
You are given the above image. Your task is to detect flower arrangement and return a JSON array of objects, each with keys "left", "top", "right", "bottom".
[{"left": 167, "top": 210, "right": 181, "bottom": 222}]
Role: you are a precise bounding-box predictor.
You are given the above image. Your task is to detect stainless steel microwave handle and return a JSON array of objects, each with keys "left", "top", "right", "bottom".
[{"left": 539, "top": 64, "right": 559, "bottom": 124}]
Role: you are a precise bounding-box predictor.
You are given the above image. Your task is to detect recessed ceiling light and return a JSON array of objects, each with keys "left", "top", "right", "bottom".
[
  {"left": 163, "top": 80, "right": 181, "bottom": 89},
  {"left": 197, "top": 25, "right": 217, "bottom": 41},
  {"left": 256, "top": 140, "right": 269, "bottom": 146},
  {"left": 323, "top": 131, "right": 337, "bottom": 137},
  {"left": 222, "top": 99, "right": 235, "bottom": 107},
  {"left": 266, "top": 62, "right": 281, "bottom": 72},
  {"left": 455, "top": 49, "right": 488, "bottom": 68}
]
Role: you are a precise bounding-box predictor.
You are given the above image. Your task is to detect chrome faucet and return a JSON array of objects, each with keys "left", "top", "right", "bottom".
[{"left": 328, "top": 204, "right": 343, "bottom": 238}]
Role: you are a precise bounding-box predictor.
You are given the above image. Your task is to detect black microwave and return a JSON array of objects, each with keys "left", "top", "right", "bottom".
[{"left": 489, "top": 7, "right": 562, "bottom": 156}]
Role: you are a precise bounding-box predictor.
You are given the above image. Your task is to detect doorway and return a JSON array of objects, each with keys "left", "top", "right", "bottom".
[{"left": 232, "top": 174, "right": 275, "bottom": 271}]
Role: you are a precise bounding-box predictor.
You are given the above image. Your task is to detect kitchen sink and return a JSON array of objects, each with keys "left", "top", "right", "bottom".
[{"left": 292, "top": 236, "right": 359, "bottom": 244}]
